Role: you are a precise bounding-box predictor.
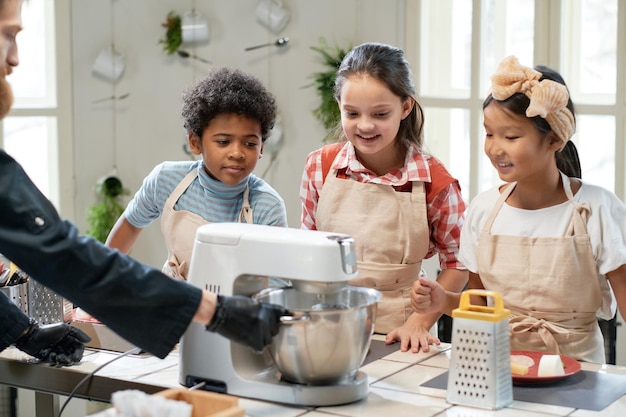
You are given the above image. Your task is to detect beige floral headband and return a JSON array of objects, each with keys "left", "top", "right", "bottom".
[{"left": 490, "top": 56, "right": 575, "bottom": 149}]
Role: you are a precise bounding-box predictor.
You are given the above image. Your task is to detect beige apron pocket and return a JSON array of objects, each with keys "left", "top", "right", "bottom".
[{"left": 162, "top": 255, "right": 186, "bottom": 281}]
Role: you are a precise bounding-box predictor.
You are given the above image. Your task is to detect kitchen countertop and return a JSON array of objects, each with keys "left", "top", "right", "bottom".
[{"left": 2, "top": 334, "right": 626, "bottom": 417}]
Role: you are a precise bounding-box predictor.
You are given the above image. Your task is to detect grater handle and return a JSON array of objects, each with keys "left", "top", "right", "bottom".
[{"left": 459, "top": 289, "right": 505, "bottom": 314}]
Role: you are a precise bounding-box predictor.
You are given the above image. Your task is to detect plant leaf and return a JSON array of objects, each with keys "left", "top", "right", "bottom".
[
  {"left": 158, "top": 11, "right": 182, "bottom": 55},
  {"left": 86, "top": 180, "right": 130, "bottom": 243},
  {"left": 307, "top": 37, "right": 352, "bottom": 141}
]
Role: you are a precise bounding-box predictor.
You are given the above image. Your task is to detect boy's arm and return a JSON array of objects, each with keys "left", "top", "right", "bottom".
[{"left": 105, "top": 215, "right": 142, "bottom": 254}]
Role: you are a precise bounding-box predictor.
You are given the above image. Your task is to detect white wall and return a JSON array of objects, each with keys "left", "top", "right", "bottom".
[{"left": 70, "top": 0, "right": 405, "bottom": 269}]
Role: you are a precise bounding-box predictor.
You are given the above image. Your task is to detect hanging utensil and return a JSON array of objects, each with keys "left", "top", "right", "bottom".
[
  {"left": 177, "top": 49, "right": 211, "bottom": 64},
  {"left": 92, "top": 93, "right": 130, "bottom": 104},
  {"left": 244, "top": 37, "right": 289, "bottom": 51}
]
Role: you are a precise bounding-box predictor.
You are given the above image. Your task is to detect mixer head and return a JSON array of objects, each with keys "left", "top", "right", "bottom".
[
  {"left": 290, "top": 280, "right": 346, "bottom": 295},
  {"left": 188, "top": 223, "right": 359, "bottom": 296},
  {"left": 279, "top": 233, "right": 356, "bottom": 294}
]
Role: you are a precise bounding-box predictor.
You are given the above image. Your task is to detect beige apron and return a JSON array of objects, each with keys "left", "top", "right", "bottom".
[
  {"left": 317, "top": 167, "right": 429, "bottom": 334},
  {"left": 477, "top": 172, "right": 604, "bottom": 362},
  {"left": 160, "top": 170, "right": 253, "bottom": 281}
]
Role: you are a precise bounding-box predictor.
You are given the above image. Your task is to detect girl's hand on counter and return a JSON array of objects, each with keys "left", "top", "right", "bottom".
[{"left": 385, "top": 313, "right": 441, "bottom": 353}]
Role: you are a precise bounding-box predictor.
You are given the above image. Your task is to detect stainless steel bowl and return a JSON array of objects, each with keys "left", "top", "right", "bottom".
[{"left": 255, "top": 285, "right": 381, "bottom": 385}]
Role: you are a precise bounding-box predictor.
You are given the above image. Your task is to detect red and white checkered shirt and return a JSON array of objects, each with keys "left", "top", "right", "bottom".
[{"left": 299, "top": 142, "right": 466, "bottom": 270}]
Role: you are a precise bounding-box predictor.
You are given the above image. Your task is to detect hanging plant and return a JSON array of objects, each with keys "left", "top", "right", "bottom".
[
  {"left": 158, "top": 10, "right": 211, "bottom": 63},
  {"left": 159, "top": 11, "right": 183, "bottom": 55},
  {"left": 308, "top": 38, "right": 351, "bottom": 142},
  {"left": 86, "top": 176, "right": 129, "bottom": 243}
]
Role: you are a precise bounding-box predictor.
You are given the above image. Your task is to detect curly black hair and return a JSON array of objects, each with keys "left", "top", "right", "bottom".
[{"left": 181, "top": 67, "right": 277, "bottom": 141}]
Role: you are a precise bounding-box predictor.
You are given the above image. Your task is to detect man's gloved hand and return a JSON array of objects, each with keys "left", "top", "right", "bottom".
[
  {"left": 206, "top": 295, "right": 287, "bottom": 351},
  {"left": 14, "top": 320, "right": 91, "bottom": 366}
]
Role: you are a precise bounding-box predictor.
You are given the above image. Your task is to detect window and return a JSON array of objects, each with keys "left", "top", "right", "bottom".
[
  {"left": 406, "top": 0, "right": 624, "bottom": 201},
  {"left": 407, "top": 0, "right": 626, "bottom": 367},
  {"left": 561, "top": 0, "right": 619, "bottom": 190},
  {"left": 1, "top": 0, "right": 73, "bottom": 216}
]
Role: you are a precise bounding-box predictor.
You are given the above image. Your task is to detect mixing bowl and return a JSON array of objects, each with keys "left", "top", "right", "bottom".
[{"left": 255, "top": 285, "right": 381, "bottom": 385}]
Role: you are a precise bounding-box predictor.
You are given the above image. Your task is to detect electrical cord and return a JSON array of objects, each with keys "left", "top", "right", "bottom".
[{"left": 57, "top": 347, "right": 142, "bottom": 417}]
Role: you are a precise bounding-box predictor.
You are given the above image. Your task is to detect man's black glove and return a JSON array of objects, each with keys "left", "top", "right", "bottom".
[
  {"left": 206, "top": 295, "right": 286, "bottom": 351},
  {"left": 14, "top": 320, "right": 91, "bottom": 366}
]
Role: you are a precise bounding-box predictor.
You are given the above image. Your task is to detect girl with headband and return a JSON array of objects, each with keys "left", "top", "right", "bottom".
[{"left": 411, "top": 56, "right": 626, "bottom": 362}]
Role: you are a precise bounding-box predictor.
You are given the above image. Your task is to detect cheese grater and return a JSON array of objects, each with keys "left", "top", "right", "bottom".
[
  {"left": 2, "top": 279, "right": 72, "bottom": 325},
  {"left": 447, "top": 289, "right": 512, "bottom": 410}
]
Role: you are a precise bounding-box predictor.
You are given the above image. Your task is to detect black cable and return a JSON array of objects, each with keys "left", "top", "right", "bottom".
[{"left": 57, "top": 347, "right": 142, "bottom": 417}]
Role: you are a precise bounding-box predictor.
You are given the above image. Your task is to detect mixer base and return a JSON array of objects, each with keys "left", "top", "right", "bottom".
[{"left": 184, "top": 370, "right": 369, "bottom": 407}]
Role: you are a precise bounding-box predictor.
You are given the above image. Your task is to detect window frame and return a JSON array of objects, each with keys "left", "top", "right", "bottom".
[
  {"left": 405, "top": 0, "right": 626, "bottom": 201},
  {"left": 0, "top": 0, "right": 74, "bottom": 218}
]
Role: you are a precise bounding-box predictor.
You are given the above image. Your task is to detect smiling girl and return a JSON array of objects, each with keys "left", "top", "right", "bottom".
[
  {"left": 411, "top": 56, "right": 626, "bottom": 363},
  {"left": 299, "top": 42, "right": 468, "bottom": 353}
]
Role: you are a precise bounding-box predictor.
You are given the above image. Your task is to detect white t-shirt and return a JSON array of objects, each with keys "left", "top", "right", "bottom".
[{"left": 459, "top": 181, "right": 626, "bottom": 319}]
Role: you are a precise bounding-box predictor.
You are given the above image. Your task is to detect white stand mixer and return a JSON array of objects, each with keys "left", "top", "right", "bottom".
[{"left": 179, "top": 223, "right": 371, "bottom": 406}]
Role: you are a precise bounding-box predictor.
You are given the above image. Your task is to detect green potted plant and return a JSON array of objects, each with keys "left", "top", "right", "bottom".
[
  {"left": 86, "top": 176, "right": 129, "bottom": 243},
  {"left": 159, "top": 11, "right": 183, "bottom": 55},
  {"left": 159, "top": 10, "right": 210, "bottom": 63},
  {"left": 308, "top": 38, "right": 351, "bottom": 142}
]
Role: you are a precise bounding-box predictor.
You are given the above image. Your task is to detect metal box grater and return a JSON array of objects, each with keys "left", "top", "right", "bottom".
[
  {"left": 1, "top": 280, "right": 73, "bottom": 325},
  {"left": 447, "top": 289, "right": 512, "bottom": 410}
]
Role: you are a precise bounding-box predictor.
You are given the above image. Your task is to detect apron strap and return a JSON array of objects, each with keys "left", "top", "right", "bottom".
[
  {"left": 239, "top": 184, "right": 253, "bottom": 223},
  {"left": 164, "top": 169, "right": 198, "bottom": 211},
  {"left": 321, "top": 142, "right": 345, "bottom": 184},
  {"left": 482, "top": 172, "right": 590, "bottom": 236},
  {"left": 481, "top": 182, "right": 515, "bottom": 234},
  {"left": 560, "top": 171, "right": 591, "bottom": 236},
  {"left": 509, "top": 310, "right": 598, "bottom": 355},
  {"left": 509, "top": 316, "right": 564, "bottom": 354}
]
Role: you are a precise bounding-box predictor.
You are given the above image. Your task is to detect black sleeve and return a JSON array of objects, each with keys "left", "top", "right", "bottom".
[
  {"left": 0, "top": 151, "right": 202, "bottom": 358},
  {"left": 0, "top": 291, "right": 31, "bottom": 350}
]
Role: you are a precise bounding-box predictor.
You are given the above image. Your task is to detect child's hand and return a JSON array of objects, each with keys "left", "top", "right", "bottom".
[
  {"left": 411, "top": 277, "right": 446, "bottom": 314},
  {"left": 385, "top": 316, "right": 441, "bottom": 353}
]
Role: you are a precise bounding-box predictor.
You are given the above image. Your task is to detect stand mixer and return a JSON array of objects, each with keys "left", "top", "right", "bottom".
[{"left": 179, "top": 222, "right": 373, "bottom": 406}]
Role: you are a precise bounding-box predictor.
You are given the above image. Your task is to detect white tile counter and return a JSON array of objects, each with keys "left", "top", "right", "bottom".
[{"left": 2, "top": 335, "right": 626, "bottom": 417}]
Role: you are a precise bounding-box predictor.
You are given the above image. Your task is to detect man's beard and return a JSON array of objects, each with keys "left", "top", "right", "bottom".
[{"left": 0, "top": 68, "right": 14, "bottom": 119}]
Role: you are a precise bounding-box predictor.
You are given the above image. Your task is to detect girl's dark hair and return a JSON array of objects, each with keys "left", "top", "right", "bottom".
[
  {"left": 333, "top": 42, "right": 425, "bottom": 150},
  {"left": 182, "top": 67, "right": 277, "bottom": 141},
  {"left": 483, "top": 64, "right": 580, "bottom": 178}
]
